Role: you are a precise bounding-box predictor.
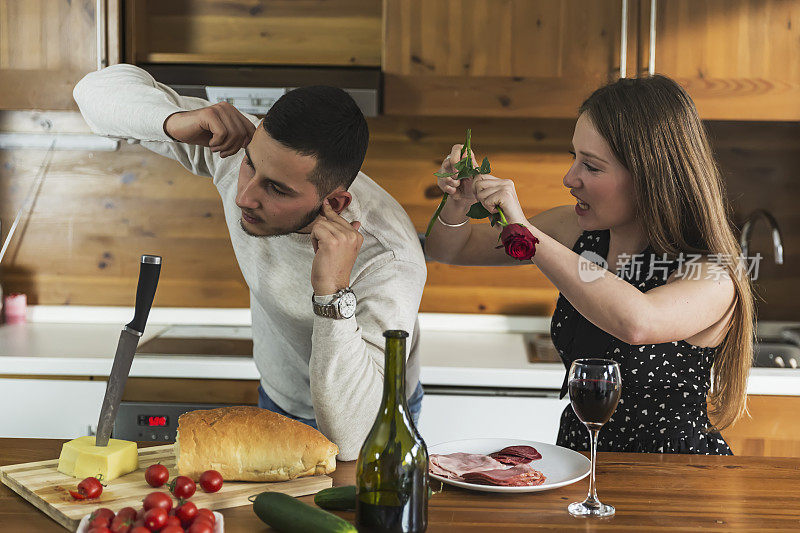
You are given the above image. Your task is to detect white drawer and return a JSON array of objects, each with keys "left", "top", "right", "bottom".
[{"left": 417, "top": 390, "right": 569, "bottom": 447}]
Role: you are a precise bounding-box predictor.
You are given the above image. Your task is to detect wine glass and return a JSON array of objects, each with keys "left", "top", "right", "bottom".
[{"left": 567, "top": 358, "right": 622, "bottom": 518}]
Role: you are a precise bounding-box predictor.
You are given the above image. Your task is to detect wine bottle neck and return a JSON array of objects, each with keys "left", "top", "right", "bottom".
[{"left": 383, "top": 336, "right": 407, "bottom": 410}]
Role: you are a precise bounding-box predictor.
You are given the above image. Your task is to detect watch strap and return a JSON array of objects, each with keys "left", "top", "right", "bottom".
[{"left": 312, "top": 287, "right": 353, "bottom": 319}]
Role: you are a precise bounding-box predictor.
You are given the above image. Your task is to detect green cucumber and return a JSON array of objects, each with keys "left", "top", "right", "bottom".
[
  {"left": 315, "top": 485, "right": 357, "bottom": 511},
  {"left": 252, "top": 491, "right": 357, "bottom": 533},
  {"left": 314, "top": 484, "right": 436, "bottom": 512}
]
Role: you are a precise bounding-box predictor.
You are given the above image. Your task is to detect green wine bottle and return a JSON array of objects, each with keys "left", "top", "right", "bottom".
[{"left": 356, "top": 330, "right": 429, "bottom": 533}]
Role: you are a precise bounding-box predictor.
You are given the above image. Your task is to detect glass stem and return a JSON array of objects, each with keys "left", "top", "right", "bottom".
[{"left": 585, "top": 426, "right": 601, "bottom": 508}]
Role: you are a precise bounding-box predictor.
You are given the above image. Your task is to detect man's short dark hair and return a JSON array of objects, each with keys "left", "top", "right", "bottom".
[{"left": 262, "top": 86, "right": 369, "bottom": 195}]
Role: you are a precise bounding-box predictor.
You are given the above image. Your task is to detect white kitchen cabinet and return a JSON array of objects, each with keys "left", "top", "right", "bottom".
[
  {"left": 417, "top": 389, "right": 569, "bottom": 447},
  {"left": 1, "top": 378, "right": 106, "bottom": 438}
]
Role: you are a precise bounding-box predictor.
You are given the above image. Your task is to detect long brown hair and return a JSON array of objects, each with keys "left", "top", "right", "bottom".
[{"left": 578, "top": 75, "right": 754, "bottom": 432}]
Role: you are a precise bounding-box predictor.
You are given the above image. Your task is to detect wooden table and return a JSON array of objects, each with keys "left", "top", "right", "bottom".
[{"left": 2, "top": 439, "right": 799, "bottom": 532}]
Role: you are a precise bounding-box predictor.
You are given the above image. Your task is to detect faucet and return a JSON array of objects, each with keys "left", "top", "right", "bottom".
[{"left": 740, "top": 209, "right": 784, "bottom": 265}]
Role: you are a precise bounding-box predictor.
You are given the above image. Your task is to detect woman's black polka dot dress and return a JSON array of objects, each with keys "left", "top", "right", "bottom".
[{"left": 551, "top": 229, "right": 732, "bottom": 455}]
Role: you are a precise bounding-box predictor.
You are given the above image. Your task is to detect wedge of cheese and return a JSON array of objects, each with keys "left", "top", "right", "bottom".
[{"left": 57, "top": 436, "right": 138, "bottom": 481}]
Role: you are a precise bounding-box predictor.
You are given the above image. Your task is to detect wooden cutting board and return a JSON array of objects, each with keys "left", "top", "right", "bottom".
[{"left": 0, "top": 444, "right": 333, "bottom": 531}]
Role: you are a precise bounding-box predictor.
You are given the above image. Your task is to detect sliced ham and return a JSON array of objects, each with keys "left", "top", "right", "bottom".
[
  {"left": 461, "top": 464, "right": 547, "bottom": 487},
  {"left": 429, "top": 446, "right": 547, "bottom": 487},
  {"left": 428, "top": 453, "right": 506, "bottom": 479}
]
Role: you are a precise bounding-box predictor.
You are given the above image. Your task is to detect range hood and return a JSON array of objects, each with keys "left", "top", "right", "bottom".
[{"left": 140, "top": 64, "right": 381, "bottom": 117}]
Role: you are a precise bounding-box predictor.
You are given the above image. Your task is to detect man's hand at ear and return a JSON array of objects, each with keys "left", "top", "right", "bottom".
[
  {"left": 164, "top": 101, "right": 256, "bottom": 158},
  {"left": 310, "top": 199, "right": 364, "bottom": 295}
]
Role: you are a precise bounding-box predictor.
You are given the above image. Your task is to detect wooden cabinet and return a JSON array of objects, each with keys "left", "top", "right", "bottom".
[
  {"left": 0, "top": 0, "right": 121, "bottom": 110},
  {"left": 383, "top": 0, "right": 629, "bottom": 117},
  {"left": 383, "top": 0, "right": 800, "bottom": 120},
  {"left": 721, "top": 395, "right": 800, "bottom": 457},
  {"left": 125, "top": 0, "right": 381, "bottom": 67},
  {"left": 650, "top": 0, "right": 800, "bottom": 120}
]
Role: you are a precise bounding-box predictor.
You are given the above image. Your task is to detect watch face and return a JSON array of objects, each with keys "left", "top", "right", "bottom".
[{"left": 338, "top": 291, "right": 357, "bottom": 318}]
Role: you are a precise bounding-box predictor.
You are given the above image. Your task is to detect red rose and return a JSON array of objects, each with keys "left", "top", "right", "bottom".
[{"left": 497, "top": 224, "right": 539, "bottom": 260}]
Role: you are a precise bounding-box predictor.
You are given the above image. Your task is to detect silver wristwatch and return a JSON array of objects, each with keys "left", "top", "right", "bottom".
[{"left": 312, "top": 287, "right": 357, "bottom": 319}]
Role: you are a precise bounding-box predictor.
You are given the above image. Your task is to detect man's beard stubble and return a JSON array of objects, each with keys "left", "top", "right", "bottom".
[{"left": 239, "top": 202, "right": 323, "bottom": 238}]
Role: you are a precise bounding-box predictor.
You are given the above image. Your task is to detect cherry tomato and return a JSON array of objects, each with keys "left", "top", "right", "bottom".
[
  {"left": 145, "top": 463, "right": 170, "bottom": 488},
  {"left": 195, "top": 508, "right": 215, "bottom": 525},
  {"left": 109, "top": 520, "right": 131, "bottom": 533},
  {"left": 176, "top": 501, "right": 198, "bottom": 526},
  {"left": 143, "top": 491, "right": 174, "bottom": 512},
  {"left": 88, "top": 514, "right": 111, "bottom": 529},
  {"left": 162, "top": 526, "right": 186, "bottom": 533},
  {"left": 90, "top": 508, "right": 115, "bottom": 522},
  {"left": 164, "top": 515, "right": 182, "bottom": 528},
  {"left": 187, "top": 520, "right": 213, "bottom": 533},
  {"left": 71, "top": 476, "right": 103, "bottom": 499},
  {"left": 129, "top": 527, "right": 150, "bottom": 533},
  {"left": 144, "top": 507, "right": 169, "bottom": 531},
  {"left": 87, "top": 527, "right": 112, "bottom": 533},
  {"left": 110, "top": 508, "right": 135, "bottom": 533},
  {"left": 116, "top": 507, "right": 137, "bottom": 521},
  {"left": 169, "top": 476, "right": 196, "bottom": 499},
  {"left": 79, "top": 476, "right": 103, "bottom": 498},
  {"left": 199, "top": 470, "right": 223, "bottom": 493}
]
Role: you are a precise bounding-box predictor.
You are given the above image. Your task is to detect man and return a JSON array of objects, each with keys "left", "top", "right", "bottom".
[{"left": 74, "top": 64, "right": 426, "bottom": 460}]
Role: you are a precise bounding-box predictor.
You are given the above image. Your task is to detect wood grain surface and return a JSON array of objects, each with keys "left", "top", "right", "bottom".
[
  {"left": 0, "top": 442, "right": 331, "bottom": 531},
  {"left": 125, "top": 0, "right": 381, "bottom": 67},
  {"left": 1, "top": 112, "right": 798, "bottom": 319},
  {"left": 2, "top": 438, "right": 799, "bottom": 531}
]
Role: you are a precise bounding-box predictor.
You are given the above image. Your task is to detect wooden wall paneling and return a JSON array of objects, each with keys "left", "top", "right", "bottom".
[
  {"left": 128, "top": 0, "right": 381, "bottom": 67},
  {"left": 653, "top": 0, "right": 800, "bottom": 120},
  {"left": 0, "top": 141, "right": 249, "bottom": 308},
  {"left": 1, "top": 111, "right": 799, "bottom": 319}
]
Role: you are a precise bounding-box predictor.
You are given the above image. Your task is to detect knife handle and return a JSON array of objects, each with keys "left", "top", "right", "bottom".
[{"left": 126, "top": 255, "right": 162, "bottom": 334}]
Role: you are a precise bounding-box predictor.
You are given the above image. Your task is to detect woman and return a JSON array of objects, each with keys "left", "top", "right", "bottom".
[{"left": 425, "top": 75, "right": 754, "bottom": 454}]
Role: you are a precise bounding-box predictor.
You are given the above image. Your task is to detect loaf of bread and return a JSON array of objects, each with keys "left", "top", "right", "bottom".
[{"left": 175, "top": 406, "right": 338, "bottom": 482}]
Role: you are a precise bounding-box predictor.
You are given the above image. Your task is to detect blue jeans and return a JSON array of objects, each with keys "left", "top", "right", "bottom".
[{"left": 257, "top": 382, "right": 424, "bottom": 429}]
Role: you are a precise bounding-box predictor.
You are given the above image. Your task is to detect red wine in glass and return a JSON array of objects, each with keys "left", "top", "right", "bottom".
[
  {"left": 568, "top": 358, "right": 621, "bottom": 518},
  {"left": 569, "top": 377, "right": 621, "bottom": 428}
]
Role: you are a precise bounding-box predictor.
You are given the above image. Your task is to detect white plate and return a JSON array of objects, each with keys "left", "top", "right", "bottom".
[
  {"left": 76, "top": 510, "right": 224, "bottom": 532},
  {"left": 428, "top": 438, "right": 590, "bottom": 493}
]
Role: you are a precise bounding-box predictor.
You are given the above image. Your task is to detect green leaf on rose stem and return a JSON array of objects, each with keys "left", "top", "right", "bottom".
[
  {"left": 489, "top": 213, "right": 502, "bottom": 227},
  {"left": 434, "top": 169, "right": 458, "bottom": 178},
  {"left": 457, "top": 167, "right": 472, "bottom": 180},
  {"left": 466, "top": 202, "right": 492, "bottom": 219},
  {"left": 479, "top": 157, "right": 491, "bottom": 174}
]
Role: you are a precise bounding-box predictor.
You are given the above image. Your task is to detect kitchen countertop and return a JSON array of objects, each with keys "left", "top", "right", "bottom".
[
  {"left": 1, "top": 306, "right": 799, "bottom": 394},
  {"left": 2, "top": 438, "right": 799, "bottom": 532}
]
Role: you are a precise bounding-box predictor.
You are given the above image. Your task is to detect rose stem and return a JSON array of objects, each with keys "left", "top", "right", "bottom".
[{"left": 424, "top": 193, "right": 449, "bottom": 238}]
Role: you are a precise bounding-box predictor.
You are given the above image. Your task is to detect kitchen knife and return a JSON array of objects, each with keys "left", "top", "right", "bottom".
[{"left": 95, "top": 254, "right": 162, "bottom": 447}]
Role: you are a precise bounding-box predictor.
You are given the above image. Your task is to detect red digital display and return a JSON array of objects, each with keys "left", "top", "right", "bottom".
[{"left": 147, "top": 416, "right": 167, "bottom": 427}]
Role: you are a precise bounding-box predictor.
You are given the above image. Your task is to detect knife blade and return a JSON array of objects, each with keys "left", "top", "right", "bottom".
[{"left": 95, "top": 254, "right": 162, "bottom": 447}]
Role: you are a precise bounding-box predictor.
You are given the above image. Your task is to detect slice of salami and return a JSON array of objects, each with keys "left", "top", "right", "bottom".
[{"left": 489, "top": 445, "right": 542, "bottom": 462}]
